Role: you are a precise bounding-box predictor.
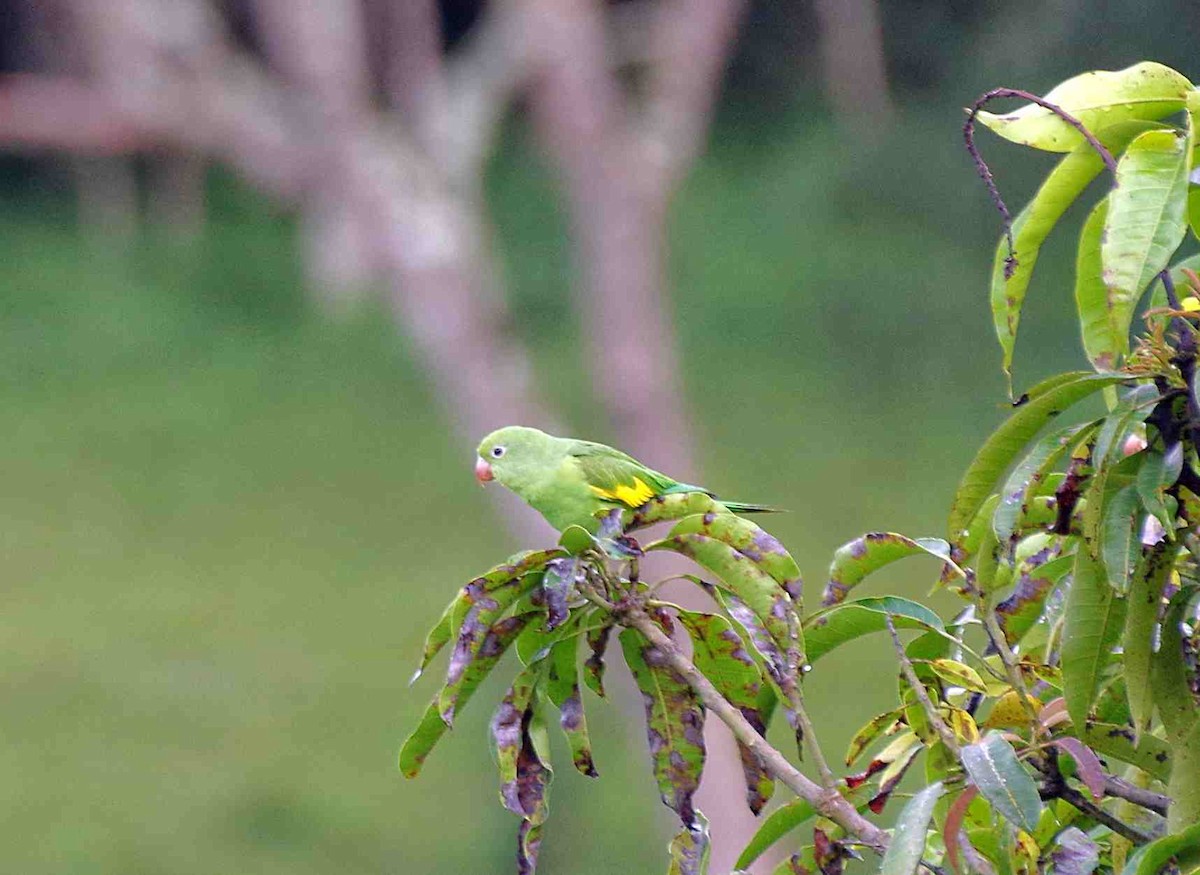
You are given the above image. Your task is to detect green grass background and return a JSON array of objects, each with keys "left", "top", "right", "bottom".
[{"left": 1, "top": 108, "right": 1091, "bottom": 872}]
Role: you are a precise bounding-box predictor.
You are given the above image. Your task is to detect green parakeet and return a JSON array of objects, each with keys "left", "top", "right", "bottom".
[{"left": 475, "top": 425, "right": 777, "bottom": 532}]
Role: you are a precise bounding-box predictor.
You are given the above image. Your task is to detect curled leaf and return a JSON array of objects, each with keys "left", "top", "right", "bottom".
[{"left": 825, "top": 533, "right": 957, "bottom": 606}]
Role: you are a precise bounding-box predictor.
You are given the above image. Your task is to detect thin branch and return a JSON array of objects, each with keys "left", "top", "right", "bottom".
[
  {"left": 963, "top": 87, "right": 1118, "bottom": 279},
  {"left": 1104, "top": 774, "right": 1170, "bottom": 817},
  {"left": 979, "top": 603, "right": 1043, "bottom": 734},
  {"left": 1058, "top": 784, "right": 1155, "bottom": 844},
  {"left": 623, "top": 605, "right": 890, "bottom": 854},
  {"left": 886, "top": 614, "right": 960, "bottom": 755},
  {"left": 787, "top": 678, "right": 838, "bottom": 791}
]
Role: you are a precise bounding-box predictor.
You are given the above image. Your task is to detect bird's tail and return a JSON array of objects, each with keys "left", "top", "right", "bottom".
[{"left": 720, "top": 499, "right": 786, "bottom": 514}]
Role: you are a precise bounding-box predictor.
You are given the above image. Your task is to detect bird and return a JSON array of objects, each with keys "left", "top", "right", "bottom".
[{"left": 474, "top": 425, "right": 777, "bottom": 532}]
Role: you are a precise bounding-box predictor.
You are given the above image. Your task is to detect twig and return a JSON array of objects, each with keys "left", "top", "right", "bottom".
[
  {"left": 623, "top": 605, "right": 890, "bottom": 855},
  {"left": 979, "top": 604, "right": 1044, "bottom": 734},
  {"left": 963, "top": 87, "right": 1117, "bottom": 279},
  {"left": 786, "top": 679, "right": 839, "bottom": 791},
  {"left": 885, "top": 614, "right": 960, "bottom": 755},
  {"left": 1058, "top": 784, "right": 1155, "bottom": 844},
  {"left": 1104, "top": 775, "right": 1170, "bottom": 817}
]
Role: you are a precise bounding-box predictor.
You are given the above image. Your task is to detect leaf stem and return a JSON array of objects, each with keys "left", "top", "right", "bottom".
[
  {"left": 622, "top": 605, "right": 890, "bottom": 855},
  {"left": 885, "top": 613, "right": 961, "bottom": 755}
]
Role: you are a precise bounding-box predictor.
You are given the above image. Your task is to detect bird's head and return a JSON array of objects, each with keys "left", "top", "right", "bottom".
[{"left": 475, "top": 425, "right": 557, "bottom": 489}]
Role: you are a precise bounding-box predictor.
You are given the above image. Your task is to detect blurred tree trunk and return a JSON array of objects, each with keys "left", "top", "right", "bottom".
[{"left": 813, "top": 0, "right": 894, "bottom": 133}]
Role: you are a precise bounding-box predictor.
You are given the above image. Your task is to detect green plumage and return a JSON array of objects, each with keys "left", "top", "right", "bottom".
[{"left": 476, "top": 426, "right": 776, "bottom": 532}]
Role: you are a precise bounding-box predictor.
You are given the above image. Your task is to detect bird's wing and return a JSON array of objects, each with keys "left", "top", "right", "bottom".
[{"left": 566, "top": 441, "right": 682, "bottom": 508}]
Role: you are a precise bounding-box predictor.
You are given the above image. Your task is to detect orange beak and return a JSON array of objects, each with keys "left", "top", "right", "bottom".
[{"left": 475, "top": 457, "right": 495, "bottom": 485}]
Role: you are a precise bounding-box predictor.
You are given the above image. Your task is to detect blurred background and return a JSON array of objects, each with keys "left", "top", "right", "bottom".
[{"left": 1, "top": 1, "right": 1197, "bottom": 872}]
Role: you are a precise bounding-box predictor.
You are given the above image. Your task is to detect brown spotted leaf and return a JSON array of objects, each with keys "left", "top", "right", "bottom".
[
  {"left": 544, "top": 627, "right": 598, "bottom": 777},
  {"left": 666, "top": 813, "right": 711, "bottom": 875},
  {"left": 825, "top": 533, "right": 959, "bottom": 607},
  {"left": 491, "top": 666, "right": 552, "bottom": 824},
  {"left": 619, "top": 628, "right": 707, "bottom": 827},
  {"left": 995, "top": 534, "right": 1071, "bottom": 645},
  {"left": 622, "top": 493, "right": 724, "bottom": 531},
  {"left": 678, "top": 610, "right": 774, "bottom": 814},
  {"left": 517, "top": 819, "right": 543, "bottom": 875},
  {"left": 400, "top": 613, "right": 533, "bottom": 778},
  {"left": 410, "top": 590, "right": 462, "bottom": 685},
  {"left": 542, "top": 557, "right": 582, "bottom": 631},
  {"left": 583, "top": 624, "right": 612, "bottom": 698}
]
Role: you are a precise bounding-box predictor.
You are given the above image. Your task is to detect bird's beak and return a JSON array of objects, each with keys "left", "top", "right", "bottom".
[{"left": 475, "top": 457, "right": 495, "bottom": 485}]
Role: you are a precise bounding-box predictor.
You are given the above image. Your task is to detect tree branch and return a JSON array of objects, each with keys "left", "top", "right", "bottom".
[
  {"left": 886, "top": 614, "right": 961, "bottom": 755},
  {"left": 624, "top": 605, "right": 890, "bottom": 855},
  {"left": 1104, "top": 774, "right": 1170, "bottom": 817}
]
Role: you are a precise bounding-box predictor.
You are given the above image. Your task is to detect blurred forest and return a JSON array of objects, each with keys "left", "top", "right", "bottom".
[{"left": 2, "top": 1, "right": 1198, "bottom": 873}]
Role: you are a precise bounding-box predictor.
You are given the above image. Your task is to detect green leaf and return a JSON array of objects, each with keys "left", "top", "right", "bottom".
[
  {"left": 1121, "top": 822, "right": 1200, "bottom": 875},
  {"left": 804, "top": 596, "right": 945, "bottom": 664},
  {"left": 1136, "top": 443, "right": 1184, "bottom": 530},
  {"left": 948, "top": 373, "right": 1127, "bottom": 538},
  {"left": 880, "top": 781, "right": 944, "bottom": 875},
  {"left": 927, "top": 659, "right": 989, "bottom": 694},
  {"left": 619, "top": 628, "right": 707, "bottom": 826},
  {"left": 994, "top": 424, "right": 1091, "bottom": 548},
  {"left": 1061, "top": 548, "right": 1127, "bottom": 731},
  {"left": 1151, "top": 585, "right": 1200, "bottom": 744},
  {"left": 678, "top": 610, "right": 773, "bottom": 813},
  {"left": 1100, "top": 484, "right": 1143, "bottom": 593},
  {"left": 734, "top": 799, "right": 817, "bottom": 870},
  {"left": 666, "top": 814, "right": 711, "bottom": 875},
  {"left": 410, "top": 591, "right": 462, "bottom": 684},
  {"left": 623, "top": 492, "right": 723, "bottom": 531},
  {"left": 976, "top": 62, "right": 1192, "bottom": 152},
  {"left": 1078, "top": 722, "right": 1170, "bottom": 783},
  {"left": 960, "top": 732, "right": 1043, "bottom": 832},
  {"left": 1100, "top": 129, "right": 1191, "bottom": 361},
  {"left": 543, "top": 623, "right": 599, "bottom": 778},
  {"left": 1123, "top": 539, "right": 1176, "bottom": 734},
  {"left": 399, "top": 612, "right": 533, "bottom": 778},
  {"left": 652, "top": 534, "right": 799, "bottom": 682},
  {"left": 669, "top": 513, "right": 805, "bottom": 614},
  {"left": 992, "top": 121, "right": 1166, "bottom": 379},
  {"left": 996, "top": 538, "right": 1071, "bottom": 645},
  {"left": 1075, "top": 197, "right": 1117, "bottom": 369},
  {"left": 825, "top": 533, "right": 959, "bottom": 606}
]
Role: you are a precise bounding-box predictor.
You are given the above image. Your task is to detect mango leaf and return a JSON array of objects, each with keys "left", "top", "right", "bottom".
[
  {"left": 666, "top": 814, "right": 711, "bottom": 875},
  {"left": 1078, "top": 722, "right": 1170, "bottom": 783},
  {"left": 699, "top": 583, "right": 791, "bottom": 712},
  {"left": 845, "top": 707, "right": 904, "bottom": 767},
  {"left": 960, "top": 732, "right": 1043, "bottom": 832},
  {"left": 1100, "top": 128, "right": 1191, "bottom": 362},
  {"left": 517, "top": 819, "right": 542, "bottom": 875},
  {"left": 1075, "top": 197, "right": 1119, "bottom": 369},
  {"left": 543, "top": 625, "right": 598, "bottom": 778},
  {"left": 735, "top": 799, "right": 816, "bottom": 870},
  {"left": 583, "top": 624, "right": 612, "bottom": 698},
  {"left": 1101, "top": 483, "right": 1144, "bottom": 593},
  {"left": 880, "top": 781, "right": 944, "bottom": 875},
  {"left": 992, "top": 121, "right": 1165, "bottom": 379},
  {"left": 652, "top": 533, "right": 799, "bottom": 681},
  {"left": 943, "top": 785, "right": 980, "bottom": 875},
  {"left": 1046, "top": 737, "right": 1106, "bottom": 801},
  {"left": 541, "top": 557, "right": 581, "bottom": 631},
  {"left": 927, "top": 659, "right": 988, "bottom": 694},
  {"left": 804, "top": 596, "right": 945, "bottom": 664},
  {"left": 976, "top": 62, "right": 1192, "bottom": 152},
  {"left": 669, "top": 512, "right": 804, "bottom": 612},
  {"left": 1120, "top": 822, "right": 1200, "bottom": 875},
  {"left": 410, "top": 591, "right": 461, "bottom": 685},
  {"left": 1123, "top": 539, "right": 1176, "bottom": 734},
  {"left": 1136, "top": 443, "right": 1184, "bottom": 530},
  {"left": 1050, "top": 827, "right": 1100, "bottom": 875},
  {"left": 994, "top": 423, "right": 1091, "bottom": 548},
  {"left": 623, "top": 492, "right": 723, "bottom": 531},
  {"left": 825, "top": 533, "right": 958, "bottom": 606},
  {"left": 996, "top": 541, "right": 1072, "bottom": 645},
  {"left": 491, "top": 665, "right": 552, "bottom": 823},
  {"left": 400, "top": 613, "right": 533, "bottom": 778},
  {"left": 619, "top": 628, "right": 707, "bottom": 826},
  {"left": 1151, "top": 585, "right": 1200, "bottom": 744},
  {"left": 1061, "top": 547, "right": 1127, "bottom": 731},
  {"left": 948, "top": 373, "right": 1127, "bottom": 538},
  {"left": 677, "top": 610, "right": 773, "bottom": 814}
]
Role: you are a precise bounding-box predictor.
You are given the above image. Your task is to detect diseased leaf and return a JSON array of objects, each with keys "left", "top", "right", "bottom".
[
  {"left": 976, "top": 62, "right": 1192, "bottom": 152},
  {"left": 992, "top": 121, "right": 1165, "bottom": 379},
  {"left": 583, "top": 624, "right": 612, "bottom": 698},
  {"left": 517, "top": 818, "right": 542, "bottom": 875},
  {"left": 619, "top": 628, "right": 707, "bottom": 826},
  {"left": 1079, "top": 722, "right": 1171, "bottom": 783},
  {"left": 544, "top": 626, "right": 599, "bottom": 778},
  {"left": 960, "top": 732, "right": 1043, "bottom": 832},
  {"left": 666, "top": 814, "right": 711, "bottom": 875},
  {"left": 997, "top": 538, "right": 1071, "bottom": 645},
  {"left": 948, "top": 374, "right": 1128, "bottom": 538},
  {"left": 804, "top": 597, "right": 945, "bottom": 664},
  {"left": 678, "top": 610, "right": 773, "bottom": 813},
  {"left": 735, "top": 799, "right": 820, "bottom": 871},
  {"left": 1123, "top": 539, "right": 1176, "bottom": 734},
  {"left": 623, "top": 492, "right": 723, "bottom": 531},
  {"left": 1136, "top": 443, "right": 1184, "bottom": 531},
  {"left": 825, "top": 533, "right": 958, "bottom": 606},
  {"left": 845, "top": 708, "right": 904, "bottom": 767},
  {"left": 410, "top": 591, "right": 462, "bottom": 685},
  {"left": 669, "top": 512, "right": 805, "bottom": 614},
  {"left": 653, "top": 533, "right": 799, "bottom": 681},
  {"left": 1050, "top": 826, "right": 1100, "bottom": 875},
  {"left": 927, "top": 659, "right": 989, "bottom": 694},
  {"left": 880, "top": 781, "right": 943, "bottom": 875},
  {"left": 994, "top": 424, "right": 1091, "bottom": 548},
  {"left": 1101, "top": 129, "right": 1191, "bottom": 363},
  {"left": 491, "top": 665, "right": 552, "bottom": 823},
  {"left": 399, "top": 613, "right": 533, "bottom": 778},
  {"left": 1061, "top": 547, "right": 1126, "bottom": 731},
  {"left": 541, "top": 557, "right": 581, "bottom": 631},
  {"left": 1120, "top": 822, "right": 1200, "bottom": 875}
]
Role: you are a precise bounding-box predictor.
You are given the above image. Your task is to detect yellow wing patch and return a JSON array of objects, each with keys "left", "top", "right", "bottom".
[{"left": 589, "top": 477, "right": 656, "bottom": 508}]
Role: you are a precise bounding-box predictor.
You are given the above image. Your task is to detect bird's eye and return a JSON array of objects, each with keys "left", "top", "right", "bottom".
[{"left": 491, "top": 446, "right": 506, "bottom": 458}]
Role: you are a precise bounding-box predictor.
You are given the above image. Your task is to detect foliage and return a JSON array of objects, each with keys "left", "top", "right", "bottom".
[{"left": 404, "top": 61, "right": 1200, "bottom": 874}]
